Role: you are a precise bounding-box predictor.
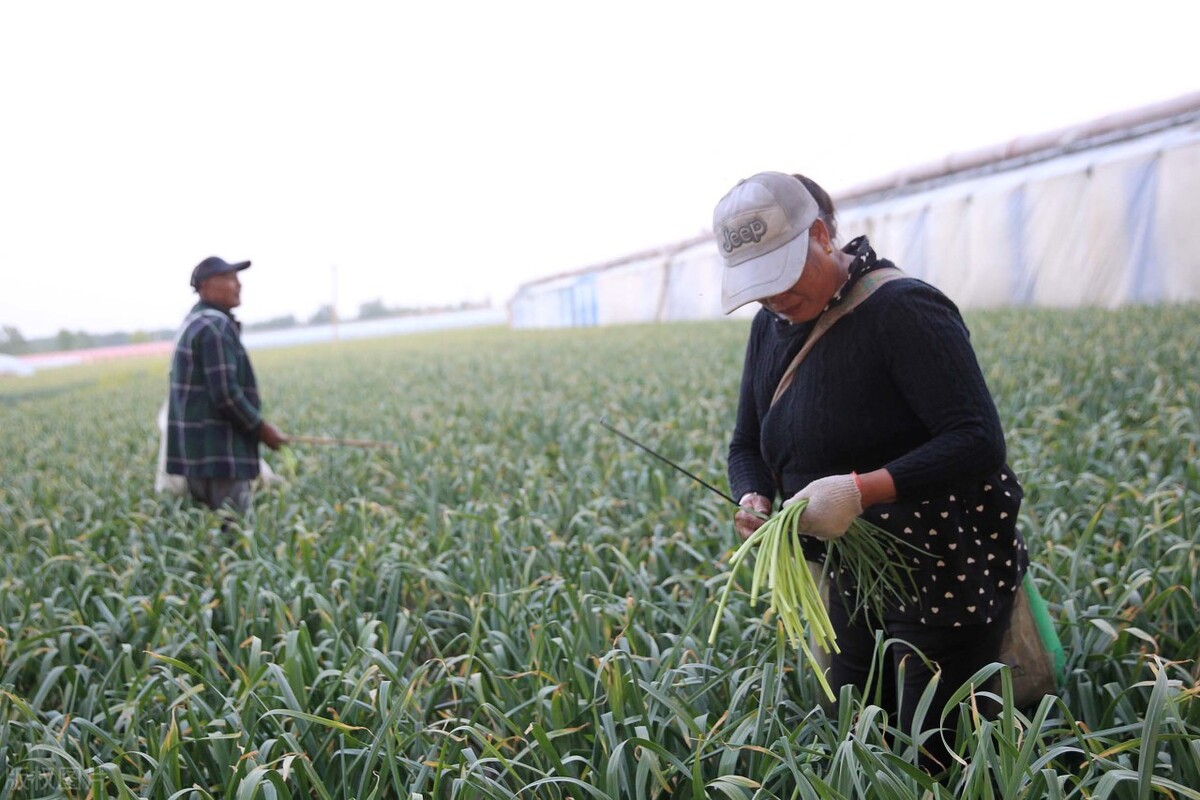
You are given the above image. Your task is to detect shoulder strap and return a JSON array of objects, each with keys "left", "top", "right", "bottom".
[{"left": 770, "top": 267, "right": 906, "bottom": 408}]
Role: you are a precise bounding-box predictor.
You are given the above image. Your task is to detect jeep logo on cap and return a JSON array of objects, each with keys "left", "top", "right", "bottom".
[{"left": 721, "top": 218, "right": 768, "bottom": 253}]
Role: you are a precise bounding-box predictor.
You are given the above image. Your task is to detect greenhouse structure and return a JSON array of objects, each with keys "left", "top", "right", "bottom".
[{"left": 509, "top": 91, "right": 1200, "bottom": 328}]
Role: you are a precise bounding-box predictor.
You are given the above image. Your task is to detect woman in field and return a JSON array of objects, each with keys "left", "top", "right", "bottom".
[{"left": 717, "top": 171, "right": 1028, "bottom": 772}]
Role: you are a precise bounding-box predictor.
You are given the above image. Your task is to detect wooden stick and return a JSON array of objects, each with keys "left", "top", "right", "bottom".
[{"left": 287, "top": 434, "right": 398, "bottom": 450}]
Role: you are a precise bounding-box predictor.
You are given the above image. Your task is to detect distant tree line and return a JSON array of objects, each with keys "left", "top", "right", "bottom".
[
  {"left": 1, "top": 325, "right": 175, "bottom": 355},
  {"left": 0, "top": 299, "right": 490, "bottom": 355}
]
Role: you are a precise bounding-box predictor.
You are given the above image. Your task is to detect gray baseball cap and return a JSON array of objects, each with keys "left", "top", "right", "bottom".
[{"left": 713, "top": 172, "right": 820, "bottom": 314}]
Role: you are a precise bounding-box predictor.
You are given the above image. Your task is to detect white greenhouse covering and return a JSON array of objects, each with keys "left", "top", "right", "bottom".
[
  {"left": 0, "top": 354, "right": 35, "bottom": 377},
  {"left": 510, "top": 91, "right": 1200, "bottom": 328}
]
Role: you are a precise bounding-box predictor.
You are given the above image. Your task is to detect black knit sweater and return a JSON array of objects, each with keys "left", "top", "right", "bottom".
[{"left": 728, "top": 256, "right": 1027, "bottom": 626}]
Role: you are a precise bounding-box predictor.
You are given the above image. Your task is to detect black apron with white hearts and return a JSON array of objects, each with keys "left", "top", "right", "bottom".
[{"left": 834, "top": 466, "right": 1029, "bottom": 626}]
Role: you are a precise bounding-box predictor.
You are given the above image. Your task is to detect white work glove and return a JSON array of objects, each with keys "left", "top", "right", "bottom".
[{"left": 784, "top": 473, "right": 863, "bottom": 541}]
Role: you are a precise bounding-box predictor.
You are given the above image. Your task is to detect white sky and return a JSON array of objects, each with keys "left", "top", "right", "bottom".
[{"left": 1, "top": 1, "right": 1197, "bottom": 339}]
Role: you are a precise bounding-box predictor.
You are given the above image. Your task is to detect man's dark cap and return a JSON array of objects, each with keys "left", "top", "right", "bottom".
[{"left": 191, "top": 256, "right": 251, "bottom": 289}]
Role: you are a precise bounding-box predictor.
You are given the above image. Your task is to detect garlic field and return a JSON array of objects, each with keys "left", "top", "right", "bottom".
[{"left": 1, "top": 308, "right": 1197, "bottom": 798}]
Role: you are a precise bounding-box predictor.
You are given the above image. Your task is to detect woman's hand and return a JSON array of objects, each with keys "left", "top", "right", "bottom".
[
  {"left": 785, "top": 474, "right": 863, "bottom": 540},
  {"left": 735, "top": 492, "right": 772, "bottom": 539}
]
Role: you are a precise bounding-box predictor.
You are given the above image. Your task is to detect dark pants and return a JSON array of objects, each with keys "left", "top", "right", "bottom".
[
  {"left": 827, "top": 594, "right": 1013, "bottom": 774},
  {"left": 186, "top": 477, "right": 252, "bottom": 515}
]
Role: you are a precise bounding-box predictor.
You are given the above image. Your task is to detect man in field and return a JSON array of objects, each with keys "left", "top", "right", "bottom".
[{"left": 165, "top": 256, "right": 288, "bottom": 514}]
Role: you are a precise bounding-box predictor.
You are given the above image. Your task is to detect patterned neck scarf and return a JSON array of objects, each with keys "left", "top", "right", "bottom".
[{"left": 826, "top": 235, "right": 890, "bottom": 309}]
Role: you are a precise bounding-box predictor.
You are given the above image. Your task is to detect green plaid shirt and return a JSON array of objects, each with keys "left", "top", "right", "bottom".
[{"left": 165, "top": 302, "right": 263, "bottom": 479}]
